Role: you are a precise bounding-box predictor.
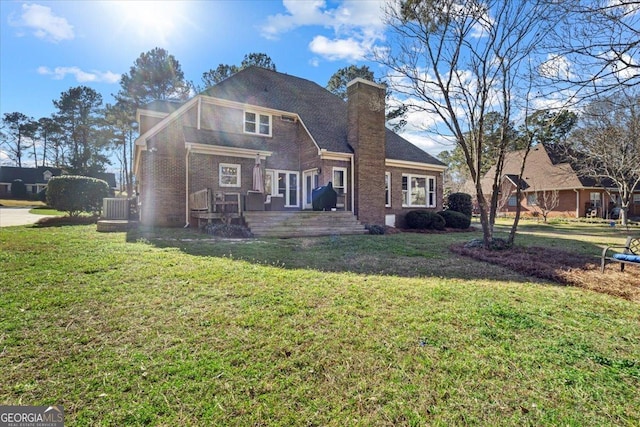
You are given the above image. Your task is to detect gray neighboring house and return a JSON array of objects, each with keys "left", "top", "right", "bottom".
[{"left": 0, "top": 166, "right": 117, "bottom": 197}]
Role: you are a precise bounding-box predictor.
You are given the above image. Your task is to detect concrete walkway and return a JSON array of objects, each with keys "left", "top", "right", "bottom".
[{"left": 0, "top": 207, "right": 54, "bottom": 227}]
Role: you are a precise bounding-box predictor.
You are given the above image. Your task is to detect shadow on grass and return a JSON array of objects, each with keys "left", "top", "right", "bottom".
[
  {"left": 32, "top": 215, "right": 99, "bottom": 227},
  {"left": 120, "top": 224, "right": 639, "bottom": 290}
]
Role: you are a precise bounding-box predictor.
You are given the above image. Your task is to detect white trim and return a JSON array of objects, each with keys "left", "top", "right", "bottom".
[
  {"left": 219, "top": 163, "right": 241, "bottom": 188},
  {"left": 135, "top": 96, "right": 200, "bottom": 147},
  {"left": 332, "top": 167, "right": 348, "bottom": 208},
  {"left": 185, "top": 147, "right": 191, "bottom": 227},
  {"left": 136, "top": 109, "right": 170, "bottom": 121},
  {"left": 244, "top": 110, "right": 272, "bottom": 137},
  {"left": 185, "top": 142, "right": 272, "bottom": 159},
  {"left": 197, "top": 97, "right": 202, "bottom": 130},
  {"left": 302, "top": 169, "right": 319, "bottom": 210},
  {"left": 320, "top": 149, "right": 352, "bottom": 161},
  {"left": 385, "top": 171, "right": 391, "bottom": 208},
  {"left": 267, "top": 169, "right": 299, "bottom": 207},
  {"left": 386, "top": 158, "right": 447, "bottom": 172},
  {"left": 200, "top": 95, "right": 291, "bottom": 117},
  {"left": 402, "top": 173, "right": 436, "bottom": 208}
]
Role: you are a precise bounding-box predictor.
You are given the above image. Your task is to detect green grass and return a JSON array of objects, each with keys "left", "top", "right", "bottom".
[{"left": 1, "top": 224, "right": 639, "bottom": 426}]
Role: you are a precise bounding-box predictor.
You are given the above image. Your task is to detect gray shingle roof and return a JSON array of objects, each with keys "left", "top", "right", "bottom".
[
  {"left": 201, "top": 67, "right": 444, "bottom": 167},
  {"left": 0, "top": 166, "right": 62, "bottom": 184},
  {"left": 0, "top": 166, "right": 117, "bottom": 188}
]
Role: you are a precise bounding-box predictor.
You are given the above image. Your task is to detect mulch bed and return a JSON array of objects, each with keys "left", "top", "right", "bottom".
[{"left": 450, "top": 243, "right": 640, "bottom": 303}]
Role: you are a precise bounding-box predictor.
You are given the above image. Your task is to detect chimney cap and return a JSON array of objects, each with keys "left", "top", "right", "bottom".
[{"left": 346, "top": 78, "right": 386, "bottom": 90}]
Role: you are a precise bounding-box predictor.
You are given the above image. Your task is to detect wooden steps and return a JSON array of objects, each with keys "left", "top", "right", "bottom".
[{"left": 243, "top": 211, "right": 367, "bottom": 238}]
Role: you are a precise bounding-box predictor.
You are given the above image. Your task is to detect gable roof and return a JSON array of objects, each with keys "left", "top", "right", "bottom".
[
  {"left": 200, "top": 66, "right": 444, "bottom": 167},
  {"left": 483, "top": 144, "right": 613, "bottom": 192},
  {"left": 504, "top": 174, "right": 530, "bottom": 190}
]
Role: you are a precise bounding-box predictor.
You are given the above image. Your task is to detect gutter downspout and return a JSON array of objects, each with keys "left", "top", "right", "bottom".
[
  {"left": 574, "top": 189, "right": 580, "bottom": 218},
  {"left": 350, "top": 154, "right": 355, "bottom": 214},
  {"left": 184, "top": 147, "right": 191, "bottom": 228}
]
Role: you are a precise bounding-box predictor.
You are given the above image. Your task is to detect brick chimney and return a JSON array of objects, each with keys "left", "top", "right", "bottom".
[{"left": 347, "top": 78, "right": 386, "bottom": 225}]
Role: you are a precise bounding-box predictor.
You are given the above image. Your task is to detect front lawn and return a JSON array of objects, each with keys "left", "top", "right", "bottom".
[{"left": 1, "top": 224, "right": 638, "bottom": 426}]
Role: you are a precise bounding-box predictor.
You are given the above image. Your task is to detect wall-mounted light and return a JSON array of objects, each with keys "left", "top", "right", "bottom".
[{"left": 149, "top": 147, "right": 158, "bottom": 153}]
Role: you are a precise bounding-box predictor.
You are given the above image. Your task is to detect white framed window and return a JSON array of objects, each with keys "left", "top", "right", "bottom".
[
  {"left": 385, "top": 172, "right": 391, "bottom": 207},
  {"left": 508, "top": 195, "right": 517, "bottom": 207},
  {"left": 219, "top": 163, "right": 241, "bottom": 187},
  {"left": 332, "top": 167, "right": 347, "bottom": 195},
  {"left": 244, "top": 111, "right": 271, "bottom": 136},
  {"left": 590, "top": 192, "right": 601, "bottom": 207},
  {"left": 402, "top": 174, "right": 435, "bottom": 207},
  {"left": 527, "top": 194, "right": 538, "bottom": 206},
  {"left": 634, "top": 194, "right": 640, "bottom": 204},
  {"left": 265, "top": 169, "right": 299, "bottom": 207}
]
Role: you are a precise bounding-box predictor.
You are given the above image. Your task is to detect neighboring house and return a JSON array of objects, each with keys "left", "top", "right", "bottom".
[
  {"left": 0, "top": 166, "right": 117, "bottom": 197},
  {"left": 482, "top": 144, "right": 640, "bottom": 218},
  {"left": 133, "top": 66, "right": 446, "bottom": 229}
]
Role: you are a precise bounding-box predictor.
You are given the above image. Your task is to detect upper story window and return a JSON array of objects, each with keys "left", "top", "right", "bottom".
[
  {"left": 43, "top": 170, "right": 53, "bottom": 181},
  {"left": 244, "top": 111, "right": 271, "bottom": 136}
]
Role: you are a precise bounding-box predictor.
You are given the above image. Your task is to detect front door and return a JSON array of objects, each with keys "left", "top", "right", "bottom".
[{"left": 303, "top": 169, "right": 319, "bottom": 210}]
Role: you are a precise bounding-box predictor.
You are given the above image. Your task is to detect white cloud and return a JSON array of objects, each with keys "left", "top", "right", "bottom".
[
  {"left": 9, "top": 3, "right": 74, "bottom": 42},
  {"left": 399, "top": 131, "right": 455, "bottom": 157},
  {"left": 38, "top": 66, "right": 121, "bottom": 84},
  {"left": 539, "top": 54, "right": 575, "bottom": 80},
  {"left": 309, "top": 36, "right": 368, "bottom": 61},
  {"left": 262, "top": 0, "right": 387, "bottom": 61}
]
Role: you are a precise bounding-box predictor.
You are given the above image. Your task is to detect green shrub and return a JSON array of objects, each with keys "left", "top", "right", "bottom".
[
  {"left": 405, "top": 210, "right": 445, "bottom": 230},
  {"left": 46, "top": 175, "right": 110, "bottom": 217},
  {"left": 447, "top": 192, "right": 473, "bottom": 217},
  {"left": 439, "top": 210, "right": 472, "bottom": 229},
  {"left": 10, "top": 179, "right": 27, "bottom": 199}
]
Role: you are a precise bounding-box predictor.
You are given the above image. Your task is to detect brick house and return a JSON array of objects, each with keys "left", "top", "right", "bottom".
[
  {"left": 483, "top": 144, "right": 640, "bottom": 218},
  {"left": 133, "top": 67, "right": 446, "bottom": 231}
]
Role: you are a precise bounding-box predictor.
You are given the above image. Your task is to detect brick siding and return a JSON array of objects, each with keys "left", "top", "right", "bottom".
[{"left": 348, "top": 80, "right": 386, "bottom": 225}]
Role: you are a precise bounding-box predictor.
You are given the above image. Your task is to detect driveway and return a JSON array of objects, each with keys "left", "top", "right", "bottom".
[{"left": 0, "top": 207, "right": 53, "bottom": 227}]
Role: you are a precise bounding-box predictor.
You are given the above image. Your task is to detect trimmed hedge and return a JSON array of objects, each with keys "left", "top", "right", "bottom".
[
  {"left": 439, "top": 210, "right": 472, "bottom": 229},
  {"left": 405, "top": 210, "right": 446, "bottom": 230},
  {"left": 447, "top": 192, "right": 473, "bottom": 217},
  {"left": 46, "top": 175, "right": 110, "bottom": 217}
]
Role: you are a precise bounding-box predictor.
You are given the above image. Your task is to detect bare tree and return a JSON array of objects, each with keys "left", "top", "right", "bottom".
[
  {"left": 379, "top": 0, "right": 560, "bottom": 248},
  {"left": 566, "top": 91, "right": 640, "bottom": 225},
  {"left": 530, "top": 189, "right": 560, "bottom": 223},
  {"left": 544, "top": 0, "right": 640, "bottom": 96}
]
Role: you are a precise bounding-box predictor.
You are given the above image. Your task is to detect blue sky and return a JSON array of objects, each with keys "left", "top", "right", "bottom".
[{"left": 2, "top": 0, "right": 446, "bottom": 164}]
